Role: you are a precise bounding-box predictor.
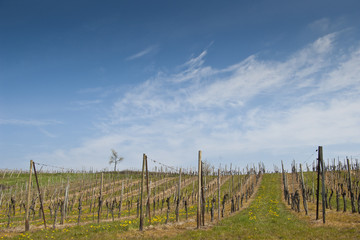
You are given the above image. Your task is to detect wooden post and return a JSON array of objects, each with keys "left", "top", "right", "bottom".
[
  {"left": 139, "top": 154, "right": 145, "bottom": 231},
  {"left": 176, "top": 168, "right": 181, "bottom": 222},
  {"left": 347, "top": 158, "right": 356, "bottom": 213},
  {"left": 77, "top": 194, "right": 82, "bottom": 225},
  {"left": 53, "top": 200, "right": 60, "bottom": 229},
  {"left": 62, "top": 177, "right": 69, "bottom": 224},
  {"left": 300, "top": 164, "right": 308, "bottom": 215},
  {"left": 312, "top": 162, "right": 315, "bottom": 203},
  {"left": 33, "top": 162, "right": 47, "bottom": 229},
  {"left": 145, "top": 155, "right": 151, "bottom": 225},
  {"left": 201, "top": 160, "right": 205, "bottom": 226},
  {"left": 97, "top": 172, "right": 103, "bottom": 224},
  {"left": 218, "top": 168, "right": 220, "bottom": 221},
  {"left": 316, "top": 146, "right": 321, "bottom": 220},
  {"left": 197, "top": 150, "right": 202, "bottom": 229},
  {"left": 238, "top": 169, "right": 241, "bottom": 192},
  {"left": 281, "top": 160, "right": 287, "bottom": 201},
  {"left": 154, "top": 179, "right": 157, "bottom": 216},
  {"left": 319, "top": 146, "right": 326, "bottom": 223},
  {"left": 25, "top": 160, "right": 33, "bottom": 231},
  {"left": 119, "top": 181, "right": 124, "bottom": 218},
  {"left": 231, "top": 164, "right": 233, "bottom": 197},
  {"left": 191, "top": 179, "right": 194, "bottom": 204}
]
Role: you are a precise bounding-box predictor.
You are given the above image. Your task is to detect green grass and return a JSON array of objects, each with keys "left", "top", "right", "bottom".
[
  {"left": 169, "top": 174, "right": 359, "bottom": 240},
  {"left": 2, "top": 219, "right": 138, "bottom": 240},
  {"left": 2, "top": 173, "right": 359, "bottom": 239}
]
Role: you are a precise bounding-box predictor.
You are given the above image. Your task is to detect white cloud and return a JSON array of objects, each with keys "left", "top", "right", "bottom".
[
  {"left": 0, "top": 119, "right": 62, "bottom": 126},
  {"left": 126, "top": 45, "right": 157, "bottom": 61},
  {"left": 321, "top": 47, "right": 360, "bottom": 92},
  {"left": 243, "top": 98, "right": 360, "bottom": 150},
  {"left": 308, "top": 18, "right": 331, "bottom": 33},
  {"left": 31, "top": 33, "right": 360, "bottom": 170},
  {"left": 39, "top": 128, "right": 57, "bottom": 138}
]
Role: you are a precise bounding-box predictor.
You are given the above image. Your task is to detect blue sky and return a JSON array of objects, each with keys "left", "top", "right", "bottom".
[{"left": 1, "top": 0, "right": 360, "bottom": 171}]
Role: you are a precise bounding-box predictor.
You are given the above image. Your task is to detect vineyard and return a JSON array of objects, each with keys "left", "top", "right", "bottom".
[
  {"left": 281, "top": 146, "right": 360, "bottom": 226},
  {"left": 0, "top": 151, "right": 262, "bottom": 239},
  {"left": 0, "top": 147, "right": 359, "bottom": 239}
]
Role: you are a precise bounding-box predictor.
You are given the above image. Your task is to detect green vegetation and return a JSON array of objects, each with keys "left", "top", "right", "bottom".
[
  {"left": 1, "top": 173, "right": 359, "bottom": 239},
  {"left": 173, "top": 174, "right": 359, "bottom": 240}
]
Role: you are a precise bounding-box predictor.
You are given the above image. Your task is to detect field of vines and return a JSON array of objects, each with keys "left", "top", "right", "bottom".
[
  {"left": 0, "top": 152, "right": 263, "bottom": 239},
  {"left": 1, "top": 147, "right": 359, "bottom": 239},
  {"left": 281, "top": 147, "right": 360, "bottom": 227}
]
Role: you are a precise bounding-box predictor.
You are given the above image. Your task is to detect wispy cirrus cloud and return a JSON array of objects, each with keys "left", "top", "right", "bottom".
[
  {"left": 31, "top": 32, "right": 360, "bottom": 170},
  {"left": 38, "top": 128, "right": 57, "bottom": 138},
  {"left": 308, "top": 18, "right": 331, "bottom": 33},
  {"left": 0, "top": 119, "right": 62, "bottom": 126},
  {"left": 126, "top": 45, "right": 158, "bottom": 61}
]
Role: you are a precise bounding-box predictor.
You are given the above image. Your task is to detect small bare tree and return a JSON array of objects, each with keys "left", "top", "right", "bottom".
[
  {"left": 109, "top": 149, "right": 124, "bottom": 172},
  {"left": 202, "top": 160, "right": 212, "bottom": 176}
]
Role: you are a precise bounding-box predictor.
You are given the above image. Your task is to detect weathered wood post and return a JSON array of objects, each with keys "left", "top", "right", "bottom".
[
  {"left": 176, "top": 168, "right": 181, "bottom": 222},
  {"left": 53, "top": 200, "right": 60, "bottom": 229},
  {"left": 25, "top": 160, "right": 33, "bottom": 231},
  {"left": 312, "top": 162, "right": 315, "bottom": 203},
  {"left": 281, "top": 160, "right": 288, "bottom": 201},
  {"left": 197, "top": 150, "right": 202, "bottom": 229},
  {"left": 316, "top": 146, "right": 321, "bottom": 220},
  {"left": 139, "top": 154, "right": 145, "bottom": 231},
  {"left": 153, "top": 186, "right": 156, "bottom": 216},
  {"left": 201, "top": 161, "right": 205, "bottom": 226},
  {"left": 77, "top": 194, "right": 82, "bottom": 225},
  {"left": 230, "top": 163, "right": 233, "bottom": 197},
  {"left": 300, "top": 164, "right": 308, "bottom": 215},
  {"left": 320, "top": 146, "right": 326, "bottom": 223},
  {"left": 218, "top": 168, "right": 220, "bottom": 221},
  {"left": 97, "top": 172, "right": 103, "bottom": 224},
  {"left": 61, "top": 177, "right": 69, "bottom": 225},
  {"left": 165, "top": 197, "right": 170, "bottom": 224},
  {"left": 119, "top": 181, "right": 123, "bottom": 218},
  {"left": 347, "top": 158, "right": 356, "bottom": 213},
  {"left": 33, "top": 162, "right": 47, "bottom": 229},
  {"left": 192, "top": 181, "right": 195, "bottom": 204},
  {"left": 145, "top": 155, "right": 151, "bottom": 224}
]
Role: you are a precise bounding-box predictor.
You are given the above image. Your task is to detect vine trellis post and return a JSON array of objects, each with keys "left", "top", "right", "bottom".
[{"left": 25, "top": 160, "right": 33, "bottom": 231}]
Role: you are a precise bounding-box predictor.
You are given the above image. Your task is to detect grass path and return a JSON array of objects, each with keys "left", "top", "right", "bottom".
[{"left": 169, "top": 173, "right": 359, "bottom": 239}]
